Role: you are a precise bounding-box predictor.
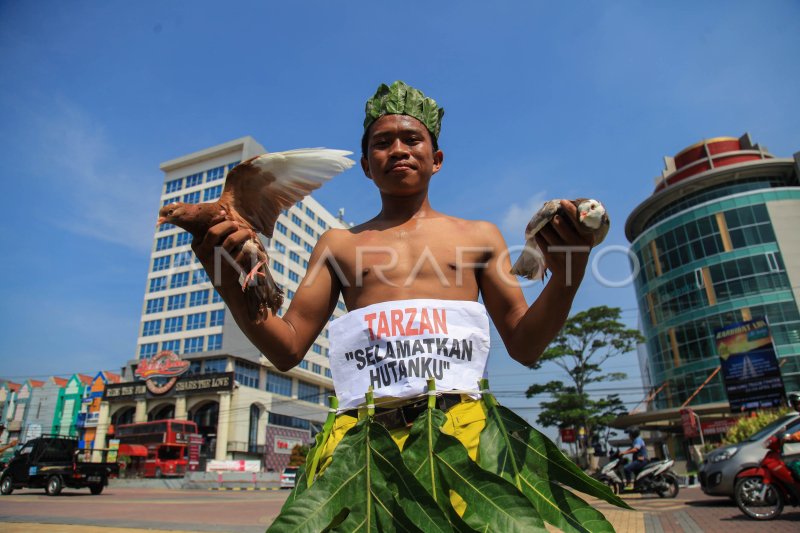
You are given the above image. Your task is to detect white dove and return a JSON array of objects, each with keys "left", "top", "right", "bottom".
[{"left": 510, "top": 198, "right": 609, "bottom": 280}]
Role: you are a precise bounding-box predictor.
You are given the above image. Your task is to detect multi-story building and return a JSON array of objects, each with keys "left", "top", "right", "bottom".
[
  {"left": 112, "top": 137, "right": 347, "bottom": 470},
  {"left": 626, "top": 134, "right": 800, "bottom": 410}
]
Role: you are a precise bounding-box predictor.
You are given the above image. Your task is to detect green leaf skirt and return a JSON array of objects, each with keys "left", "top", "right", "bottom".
[{"left": 268, "top": 380, "right": 631, "bottom": 532}]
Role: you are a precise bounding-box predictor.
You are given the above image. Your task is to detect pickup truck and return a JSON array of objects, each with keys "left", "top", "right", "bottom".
[{"left": 0, "top": 435, "right": 119, "bottom": 496}]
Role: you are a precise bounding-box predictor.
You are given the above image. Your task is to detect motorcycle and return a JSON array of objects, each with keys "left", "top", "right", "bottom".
[
  {"left": 595, "top": 449, "right": 680, "bottom": 498},
  {"left": 734, "top": 435, "right": 800, "bottom": 520}
]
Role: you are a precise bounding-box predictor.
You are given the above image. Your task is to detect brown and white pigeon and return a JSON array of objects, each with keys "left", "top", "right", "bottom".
[
  {"left": 157, "top": 148, "right": 354, "bottom": 322},
  {"left": 510, "top": 198, "right": 609, "bottom": 280}
]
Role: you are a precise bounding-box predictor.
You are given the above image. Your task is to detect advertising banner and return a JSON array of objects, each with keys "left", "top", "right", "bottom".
[
  {"left": 560, "top": 428, "right": 576, "bottom": 443},
  {"left": 680, "top": 408, "right": 699, "bottom": 438},
  {"left": 105, "top": 372, "right": 234, "bottom": 401},
  {"left": 715, "top": 317, "right": 786, "bottom": 412},
  {"left": 206, "top": 460, "right": 261, "bottom": 472}
]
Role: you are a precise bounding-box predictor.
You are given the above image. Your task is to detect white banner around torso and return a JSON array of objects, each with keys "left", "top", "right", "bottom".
[{"left": 328, "top": 299, "right": 491, "bottom": 411}]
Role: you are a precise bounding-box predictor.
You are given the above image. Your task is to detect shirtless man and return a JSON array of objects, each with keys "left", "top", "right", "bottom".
[{"left": 191, "top": 81, "right": 594, "bottom": 457}]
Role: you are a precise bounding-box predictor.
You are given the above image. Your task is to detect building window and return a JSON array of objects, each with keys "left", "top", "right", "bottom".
[
  {"left": 152, "top": 256, "right": 171, "bottom": 272},
  {"left": 288, "top": 270, "right": 299, "bottom": 282},
  {"left": 298, "top": 360, "right": 308, "bottom": 370},
  {"left": 272, "top": 261, "right": 285, "bottom": 274},
  {"left": 207, "top": 333, "right": 222, "bottom": 350},
  {"left": 163, "top": 196, "right": 180, "bottom": 206},
  {"left": 305, "top": 207, "right": 315, "bottom": 220},
  {"left": 725, "top": 204, "right": 775, "bottom": 248},
  {"left": 235, "top": 361, "right": 260, "bottom": 388},
  {"left": 149, "top": 276, "right": 167, "bottom": 293},
  {"left": 304, "top": 224, "right": 315, "bottom": 238},
  {"left": 312, "top": 363, "right": 322, "bottom": 374},
  {"left": 156, "top": 235, "right": 174, "bottom": 251},
  {"left": 336, "top": 301, "right": 346, "bottom": 312},
  {"left": 182, "top": 191, "right": 200, "bottom": 204},
  {"left": 298, "top": 381, "right": 319, "bottom": 403},
  {"left": 248, "top": 404, "right": 260, "bottom": 454},
  {"left": 139, "top": 343, "right": 158, "bottom": 359},
  {"left": 190, "top": 289, "right": 209, "bottom": 307},
  {"left": 142, "top": 320, "right": 161, "bottom": 337},
  {"left": 186, "top": 173, "right": 203, "bottom": 188},
  {"left": 325, "top": 368, "right": 332, "bottom": 378},
  {"left": 227, "top": 161, "right": 240, "bottom": 172},
  {"left": 176, "top": 232, "right": 193, "bottom": 247},
  {"left": 184, "top": 336, "right": 204, "bottom": 354},
  {"left": 165, "top": 178, "right": 183, "bottom": 193},
  {"left": 289, "top": 251, "right": 300, "bottom": 264},
  {"left": 274, "top": 241, "right": 286, "bottom": 253},
  {"left": 266, "top": 371, "right": 292, "bottom": 396},
  {"left": 312, "top": 344, "right": 322, "bottom": 354},
  {"left": 304, "top": 242, "right": 313, "bottom": 254},
  {"left": 174, "top": 251, "right": 194, "bottom": 267},
  {"left": 164, "top": 316, "right": 184, "bottom": 333},
  {"left": 291, "top": 214, "right": 302, "bottom": 226},
  {"left": 187, "top": 312, "right": 207, "bottom": 330},
  {"left": 171, "top": 272, "right": 189, "bottom": 288},
  {"left": 212, "top": 291, "right": 223, "bottom": 303},
  {"left": 161, "top": 339, "right": 181, "bottom": 353},
  {"left": 192, "top": 269, "right": 209, "bottom": 285},
  {"left": 145, "top": 298, "right": 164, "bottom": 314},
  {"left": 210, "top": 309, "right": 225, "bottom": 327},
  {"left": 203, "top": 185, "right": 222, "bottom": 201},
  {"left": 290, "top": 233, "right": 301, "bottom": 245},
  {"left": 158, "top": 222, "right": 175, "bottom": 232},
  {"left": 317, "top": 219, "right": 327, "bottom": 230},
  {"left": 206, "top": 166, "right": 224, "bottom": 182},
  {"left": 296, "top": 201, "right": 303, "bottom": 209},
  {"left": 268, "top": 412, "right": 309, "bottom": 430},
  {"left": 204, "top": 357, "right": 227, "bottom": 373},
  {"left": 276, "top": 222, "right": 287, "bottom": 235},
  {"left": 167, "top": 293, "right": 186, "bottom": 311},
  {"left": 287, "top": 289, "right": 295, "bottom": 299},
  {"left": 187, "top": 360, "right": 201, "bottom": 375}
]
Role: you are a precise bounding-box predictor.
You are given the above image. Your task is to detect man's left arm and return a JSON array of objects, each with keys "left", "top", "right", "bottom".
[{"left": 480, "top": 200, "right": 594, "bottom": 367}]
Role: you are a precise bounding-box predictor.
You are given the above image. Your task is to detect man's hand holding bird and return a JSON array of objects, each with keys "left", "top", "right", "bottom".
[
  {"left": 158, "top": 148, "right": 354, "bottom": 323},
  {"left": 511, "top": 198, "right": 609, "bottom": 286}
]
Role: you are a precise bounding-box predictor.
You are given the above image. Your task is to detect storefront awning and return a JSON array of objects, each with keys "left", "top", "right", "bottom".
[
  {"left": 611, "top": 401, "right": 733, "bottom": 431},
  {"left": 118, "top": 444, "right": 148, "bottom": 457}
]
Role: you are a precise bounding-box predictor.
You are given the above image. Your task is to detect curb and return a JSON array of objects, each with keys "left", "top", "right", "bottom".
[{"left": 207, "top": 487, "right": 284, "bottom": 491}]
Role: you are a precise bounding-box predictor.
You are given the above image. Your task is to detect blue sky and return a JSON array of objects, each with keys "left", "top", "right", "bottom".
[{"left": 1, "top": 1, "right": 798, "bottom": 424}]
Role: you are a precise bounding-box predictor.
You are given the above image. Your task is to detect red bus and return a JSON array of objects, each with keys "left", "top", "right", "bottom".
[{"left": 114, "top": 419, "right": 200, "bottom": 478}]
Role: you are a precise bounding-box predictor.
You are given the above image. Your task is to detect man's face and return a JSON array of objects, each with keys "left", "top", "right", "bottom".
[{"left": 361, "top": 114, "right": 443, "bottom": 196}]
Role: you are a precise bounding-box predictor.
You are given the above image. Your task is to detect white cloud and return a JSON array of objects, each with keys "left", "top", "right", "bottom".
[
  {"left": 35, "top": 99, "right": 159, "bottom": 252},
  {"left": 500, "top": 191, "right": 548, "bottom": 236}
]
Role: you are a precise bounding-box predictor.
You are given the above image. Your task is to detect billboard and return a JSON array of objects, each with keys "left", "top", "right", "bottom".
[{"left": 715, "top": 317, "right": 786, "bottom": 412}]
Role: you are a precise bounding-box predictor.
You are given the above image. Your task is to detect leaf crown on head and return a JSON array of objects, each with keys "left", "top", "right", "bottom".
[{"left": 363, "top": 81, "right": 444, "bottom": 140}]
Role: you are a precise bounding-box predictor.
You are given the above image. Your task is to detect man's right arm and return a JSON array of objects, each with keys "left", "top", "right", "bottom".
[{"left": 192, "top": 221, "right": 342, "bottom": 371}]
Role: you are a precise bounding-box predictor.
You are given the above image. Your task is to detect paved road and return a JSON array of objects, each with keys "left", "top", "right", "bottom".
[{"left": 1, "top": 485, "right": 798, "bottom": 532}]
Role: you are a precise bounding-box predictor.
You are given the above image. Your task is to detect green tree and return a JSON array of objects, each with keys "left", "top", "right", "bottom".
[{"left": 526, "top": 306, "right": 644, "bottom": 462}]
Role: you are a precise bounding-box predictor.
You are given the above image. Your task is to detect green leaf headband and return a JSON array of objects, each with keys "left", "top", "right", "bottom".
[{"left": 363, "top": 81, "right": 444, "bottom": 140}]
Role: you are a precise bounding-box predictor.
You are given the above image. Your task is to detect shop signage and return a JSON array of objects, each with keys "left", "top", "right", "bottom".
[
  {"left": 274, "top": 437, "right": 304, "bottom": 454},
  {"left": 560, "top": 428, "right": 576, "bottom": 443},
  {"left": 700, "top": 418, "right": 738, "bottom": 436},
  {"left": 135, "top": 351, "right": 191, "bottom": 395},
  {"left": 715, "top": 317, "right": 786, "bottom": 412},
  {"left": 206, "top": 460, "right": 260, "bottom": 472},
  {"left": 680, "top": 408, "right": 699, "bottom": 438},
  {"left": 105, "top": 372, "right": 234, "bottom": 401}
]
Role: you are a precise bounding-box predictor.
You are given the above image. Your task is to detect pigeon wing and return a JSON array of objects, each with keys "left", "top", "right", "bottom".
[
  {"left": 524, "top": 199, "right": 561, "bottom": 240},
  {"left": 220, "top": 148, "right": 354, "bottom": 237}
]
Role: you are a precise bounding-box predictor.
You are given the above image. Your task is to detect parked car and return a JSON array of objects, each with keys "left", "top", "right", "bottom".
[
  {"left": 700, "top": 413, "right": 800, "bottom": 497},
  {"left": 280, "top": 466, "right": 299, "bottom": 489},
  {"left": 0, "top": 435, "right": 119, "bottom": 496}
]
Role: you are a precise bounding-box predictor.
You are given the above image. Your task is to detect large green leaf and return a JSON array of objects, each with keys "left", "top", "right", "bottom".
[
  {"left": 403, "top": 407, "right": 546, "bottom": 532},
  {"left": 268, "top": 417, "right": 454, "bottom": 533},
  {"left": 479, "top": 390, "right": 629, "bottom": 533}
]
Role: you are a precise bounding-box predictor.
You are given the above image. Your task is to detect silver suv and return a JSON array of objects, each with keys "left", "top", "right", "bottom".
[{"left": 699, "top": 413, "right": 800, "bottom": 497}]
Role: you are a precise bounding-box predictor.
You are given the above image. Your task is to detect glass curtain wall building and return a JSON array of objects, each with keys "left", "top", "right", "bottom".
[{"left": 626, "top": 134, "right": 800, "bottom": 409}]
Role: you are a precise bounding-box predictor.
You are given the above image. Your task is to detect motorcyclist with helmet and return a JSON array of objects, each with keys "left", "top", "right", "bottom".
[{"left": 621, "top": 426, "right": 648, "bottom": 485}]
